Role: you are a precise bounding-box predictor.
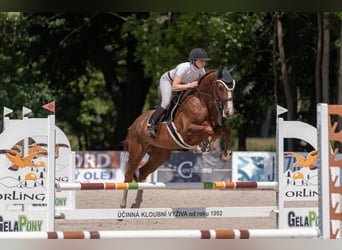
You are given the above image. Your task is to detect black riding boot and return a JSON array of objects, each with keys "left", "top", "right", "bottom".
[{"left": 147, "top": 106, "right": 166, "bottom": 138}]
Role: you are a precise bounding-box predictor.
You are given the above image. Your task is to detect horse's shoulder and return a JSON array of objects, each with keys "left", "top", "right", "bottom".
[
  {"left": 180, "top": 89, "right": 197, "bottom": 103},
  {"left": 180, "top": 95, "right": 208, "bottom": 118}
]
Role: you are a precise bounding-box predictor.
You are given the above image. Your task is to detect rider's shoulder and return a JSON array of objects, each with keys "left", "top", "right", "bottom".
[{"left": 175, "top": 61, "right": 191, "bottom": 69}]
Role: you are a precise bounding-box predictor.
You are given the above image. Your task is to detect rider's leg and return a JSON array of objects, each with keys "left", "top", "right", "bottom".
[
  {"left": 147, "top": 75, "right": 172, "bottom": 138},
  {"left": 147, "top": 105, "right": 166, "bottom": 138}
]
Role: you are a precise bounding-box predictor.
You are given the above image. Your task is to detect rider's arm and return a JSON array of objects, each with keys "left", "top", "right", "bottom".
[{"left": 171, "top": 75, "right": 198, "bottom": 91}]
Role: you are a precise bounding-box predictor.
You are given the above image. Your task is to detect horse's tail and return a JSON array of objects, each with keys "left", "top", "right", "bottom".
[
  {"left": 120, "top": 138, "right": 129, "bottom": 176},
  {"left": 121, "top": 138, "right": 129, "bottom": 152}
]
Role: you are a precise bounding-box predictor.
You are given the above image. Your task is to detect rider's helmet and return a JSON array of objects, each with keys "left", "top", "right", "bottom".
[{"left": 189, "top": 48, "right": 210, "bottom": 61}]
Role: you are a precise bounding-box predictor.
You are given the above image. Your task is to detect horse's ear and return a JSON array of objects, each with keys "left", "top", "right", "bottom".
[
  {"left": 217, "top": 67, "right": 223, "bottom": 79},
  {"left": 229, "top": 65, "right": 238, "bottom": 75}
]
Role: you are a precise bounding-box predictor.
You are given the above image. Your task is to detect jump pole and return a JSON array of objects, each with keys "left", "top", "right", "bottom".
[
  {"left": 56, "top": 181, "right": 278, "bottom": 191},
  {"left": 0, "top": 228, "right": 320, "bottom": 239},
  {"left": 46, "top": 115, "right": 56, "bottom": 231}
]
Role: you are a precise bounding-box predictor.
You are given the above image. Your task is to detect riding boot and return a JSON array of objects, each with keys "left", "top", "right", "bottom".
[{"left": 147, "top": 106, "right": 166, "bottom": 138}]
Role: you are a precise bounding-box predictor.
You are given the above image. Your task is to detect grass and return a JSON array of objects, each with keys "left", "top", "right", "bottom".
[{"left": 245, "top": 137, "right": 276, "bottom": 151}]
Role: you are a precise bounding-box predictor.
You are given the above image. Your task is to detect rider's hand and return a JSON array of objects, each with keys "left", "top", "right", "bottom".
[{"left": 190, "top": 81, "right": 198, "bottom": 88}]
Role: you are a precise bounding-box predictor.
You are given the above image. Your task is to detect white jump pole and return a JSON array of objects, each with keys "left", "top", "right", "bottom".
[
  {"left": 0, "top": 228, "right": 320, "bottom": 239},
  {"left": 317, "top": 103, "right": 329, "bottom": 239},
  {"left": 56, "top": 181, "right": 278, "bottom": 191},
  {"left": 46, "top": 115, "right": 56, "bottom": 231}
]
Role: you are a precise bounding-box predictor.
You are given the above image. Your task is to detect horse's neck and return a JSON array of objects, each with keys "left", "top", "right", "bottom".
[
  {"left": 197, "top": 75, "right": 221, "bottom": 125},
  {"left": 198, "top": 74, "right": 216, "bottom": 102}
]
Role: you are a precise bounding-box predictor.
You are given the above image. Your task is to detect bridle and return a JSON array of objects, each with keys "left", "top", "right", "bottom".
[
  {"left": 214, "top": 79, "right": 235, "bottom": 118},
  {"left": 196, "top": 75, "right": 235, "bottom": 125}
]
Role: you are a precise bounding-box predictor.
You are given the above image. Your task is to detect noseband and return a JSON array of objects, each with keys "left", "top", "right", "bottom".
[{"left": 214, "top": 79, "right": 235, "bottom": 120}]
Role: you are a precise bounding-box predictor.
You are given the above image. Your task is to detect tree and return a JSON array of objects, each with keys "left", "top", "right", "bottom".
[
  {"left": 322, "top": 13, "right": 330, "bottom": 103},
  {"left": 0, "top": 12, "right": 153, "bottom": 149},
  {"left": 315, "top": 13, "right": 322, "bottom": 104},
  {"left": 275, "top": 12, "right": 294, "bottom": 121}
]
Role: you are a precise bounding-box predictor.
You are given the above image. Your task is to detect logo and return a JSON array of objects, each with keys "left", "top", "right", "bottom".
[
  {"left": 0, "top": 215, "right": 43, "bottom": 232},
  {"left": 288, "top": 210, "right": 319, "bottom": 227}
]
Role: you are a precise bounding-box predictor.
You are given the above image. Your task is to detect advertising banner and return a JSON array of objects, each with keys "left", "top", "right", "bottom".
[
  {"left": 156, "top": 151, "right": 231, "bottom": 182},
  {"left": 75, "top": 151, "right": 124, "bottom": 182},
  {"left": 232, "top": 152, "right": 275, "bottom": 182}
]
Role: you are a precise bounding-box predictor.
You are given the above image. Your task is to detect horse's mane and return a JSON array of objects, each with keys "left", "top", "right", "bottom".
[{"left": 198, "top": 69, "right": 217, "bottom": 86}]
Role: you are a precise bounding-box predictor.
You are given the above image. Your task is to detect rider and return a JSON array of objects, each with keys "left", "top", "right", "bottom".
[{"left": 147, "top": 48, "right": 210, "bottom": 138}]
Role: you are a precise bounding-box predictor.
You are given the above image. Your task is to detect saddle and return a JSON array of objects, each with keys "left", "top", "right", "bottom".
[
  {"left": 164, "top": 89, "right": 196, "bottom": 122},
  {"left": 148, "top": 89, "right": 196, "bottom": 125}
]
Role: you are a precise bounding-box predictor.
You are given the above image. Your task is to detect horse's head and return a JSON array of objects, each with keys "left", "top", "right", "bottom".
[{"left": 214, "top": 66, "right": 236, "bottom": 119}]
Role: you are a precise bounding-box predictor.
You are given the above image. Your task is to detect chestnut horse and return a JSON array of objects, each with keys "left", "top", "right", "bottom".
[{"left": 121, "top": 67, "right": 236, "bottom": 209}]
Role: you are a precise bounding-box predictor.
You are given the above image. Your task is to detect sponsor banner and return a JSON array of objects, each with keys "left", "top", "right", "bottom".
[
  {"left": 115, "top": 207, "right": 231, "bottom": 220},
  {"left": 156, "top": 151, "right": 231, "bottom": 182},
  {"left": 0, "top": 212, "right": 46, "bottom": 232},
  {"left": 232, "top": 152, "right": 275, "bottom": 182},
  {"left": 73, "top": 150, "right": 341, "bottom": 187},
  {"left": 75, "top": 151, "right": 124, "bottom": 182},
  {"left": 75, "top": 169, "right": 124, "bottom": 182},
  {"left": 279, "top": 207, "right": 319, "bottom": 229},
  {"left": 74, "top": 152, "right": 150, "bottom": 182},
  {"left": 76, "top": 151, "right": 121, "bottom": 169}
]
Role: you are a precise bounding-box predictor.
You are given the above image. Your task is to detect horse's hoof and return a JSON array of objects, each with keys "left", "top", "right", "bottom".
[
  {"left": 220, "top": 151, "right": 231, "bottom": 162},
  {"left": 192, "top": 145, "right": 202, "bottom": 153},
  {"left": 131, "top": 203, "right": 141, "bottom": 208}
]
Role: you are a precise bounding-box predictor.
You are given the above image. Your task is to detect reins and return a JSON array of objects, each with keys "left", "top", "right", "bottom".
[{"left": 195, "top": 73, "right": 229, "bottom": 126}]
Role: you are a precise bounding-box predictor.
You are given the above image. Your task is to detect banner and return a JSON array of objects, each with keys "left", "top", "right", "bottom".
[
  {"left": 232, "top": 152, "right": 275, "bottom": 182},
  {"left": 156, "top": 151, "right": 231, "bottom": 182},
  {"left": 75, "top": 151, "right": 124, "bottom": 182}
]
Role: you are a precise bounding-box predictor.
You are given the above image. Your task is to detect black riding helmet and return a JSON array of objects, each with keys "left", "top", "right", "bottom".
[{"left": 189, "top": 48, "right": 210, "bottom": 61}]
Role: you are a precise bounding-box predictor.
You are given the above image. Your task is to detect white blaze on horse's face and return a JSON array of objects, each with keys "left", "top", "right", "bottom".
[{"left": 216, "top": 79, "right": 235, "bottom": 118}]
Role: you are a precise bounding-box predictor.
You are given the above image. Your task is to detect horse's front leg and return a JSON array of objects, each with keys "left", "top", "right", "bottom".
[
  {"left": 219, "top": 125, "right": 232, "bottom": 162},
  {"left": 186, "top": 123, "right": 214, "bottom": 135},
  {"left": 210, "top": 125, "right": 232, "bottom": 162},
  {"left": 220, "top": 146, "right": 232, "bottom": 162}
]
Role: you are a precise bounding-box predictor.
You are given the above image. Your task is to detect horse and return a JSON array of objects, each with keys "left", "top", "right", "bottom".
[{"left": 120, "top": 67, "right": 236, "bottom": 209}]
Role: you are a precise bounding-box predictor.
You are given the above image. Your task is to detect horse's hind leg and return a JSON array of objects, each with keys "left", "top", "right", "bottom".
[
  {"left": 131, "top": 189, "right": 144, "bottom": 208},
  {"left": 120, "top": 190, "right": 129, "bottom": 209},
  {"left": 131, "top": 147, "right": 171, "bottom": 208}
]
